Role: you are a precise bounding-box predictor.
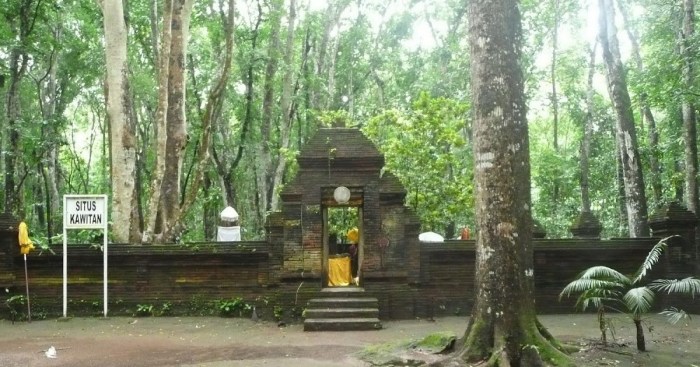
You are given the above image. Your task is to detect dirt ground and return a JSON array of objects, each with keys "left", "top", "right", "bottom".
[{"left": 0, "top": 314, "right": 698, "bottom": 367}]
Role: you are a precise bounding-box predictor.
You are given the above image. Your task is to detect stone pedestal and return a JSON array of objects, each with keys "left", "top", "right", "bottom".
[
  {"left": 570, "top": 210, "right": 603, "bottom": 238},
  {"left": 533, "top": 219, "right": 546, "bottom": 239},
  {"left": 648, "top": 202, "right": 697, "bottom": 261}
]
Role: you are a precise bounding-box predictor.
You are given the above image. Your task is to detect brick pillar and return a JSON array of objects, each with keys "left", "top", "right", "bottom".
[
  {"left": 533, "top": 219, "right": 547, "bottom": 239},
  {"left": 265, "top": 212, "right": 285, "bottom": 285},
  {"left": 0, "top": 212, "right": 19, "bottom": 287},
  {"left": 569, "top": 210, "right": 603, "bottom": 238},
  {"left": 648, "top": 201, "right": 698, "bottom": 262}
]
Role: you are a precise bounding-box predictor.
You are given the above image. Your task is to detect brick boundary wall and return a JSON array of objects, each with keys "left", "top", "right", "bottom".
[{"left": 1, "top": 237, "right": 696, "bottom": 320}]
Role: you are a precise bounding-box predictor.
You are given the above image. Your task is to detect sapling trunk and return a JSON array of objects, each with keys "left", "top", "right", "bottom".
[
  {"left": 634, "top": 318, "right": 646, "bottom": 351},
  {"left": 598, "top": 306, "right": 606, "bottom": 346}
]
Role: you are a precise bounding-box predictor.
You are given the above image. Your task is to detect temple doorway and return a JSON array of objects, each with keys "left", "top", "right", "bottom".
[{"left": 323, "top": 206, "right": 362, "bottom": 287}]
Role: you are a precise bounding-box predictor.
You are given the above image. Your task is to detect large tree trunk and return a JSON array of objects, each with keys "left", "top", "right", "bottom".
[
  {"left": 310, "top": 1, "right": 349, "bottom": 111},
  {"left": 598, "top": 0, "right": 649, "bottom": 237},
  {"left": 257, "top": 0, "right": 283, "bottom": 223},
  {"left": 3, "top": 0, "right": 38, "bottom": 215},
  {"left": 203, "top": 173, "right": 217, "bottom": 241},
  {"left": 581, "top": 44, "right": 597, "bottom": 213},
  {"left": 681, "top": 0, "right": 699, "bottom": 216},
  {"left": 211, "top": 3, "right": 263, "bottom": 212},
  {"left": 446, "top": 1, "right": 570, "bottom": 365},
  {"left": 269, "top": 0, "right": 298, "bottom": 212},
  {"left": 176, "top": 0, "right": 235, "bottom": 230},
  {"left": 550, "top": 0, "right": 560, "bottom": 208},
  {"left": 102, "top": 0, "right": 140, "bottom": 243},
  {"left": 618, "top": 0, "right": 663, "bottom": 206},
  {"left": 159, "top": 0, "right": 195, "bottom": 241},
  {"left": 143, "top": 0, "right": 174, "bottom": 243},
  {"left": 5, "top": 46, "right": 26, "bottom": 215},
  {"left": 36, "top": 31, "right": 63, "bottom": 242}
]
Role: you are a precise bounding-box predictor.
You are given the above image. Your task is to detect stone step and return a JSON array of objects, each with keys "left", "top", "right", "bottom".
[
  {"left": 304, "top": 307, "right": 379, "bottom": 319},
  {"left": 303, "top": 317, "right": 383, "bottom": 332},
  {"left": 307, "top": 297, "right": 378, "bottom": 309},
  {"left": 315, "top": 287, "right": 367, "bottom": 298}
]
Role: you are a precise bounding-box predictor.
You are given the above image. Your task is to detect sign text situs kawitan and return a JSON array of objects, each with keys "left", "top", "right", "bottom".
[
  {"left": 63, "top": 195, "right": 109, "bottom": 318},
  {"left": 65, "top": 196, "right": 107, "bottom": 228}
]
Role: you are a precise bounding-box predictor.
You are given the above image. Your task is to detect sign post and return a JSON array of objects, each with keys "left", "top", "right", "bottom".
[{"left": 63, "top": 195, "right": 108, "bottom": 317}]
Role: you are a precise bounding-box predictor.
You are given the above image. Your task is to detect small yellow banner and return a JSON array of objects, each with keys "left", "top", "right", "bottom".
[
  {"left": 18, "top": 222, "right": 35, "bottom": 255},
  {"left": 346, "top": 227, "right": 359, "bottom": 244}
]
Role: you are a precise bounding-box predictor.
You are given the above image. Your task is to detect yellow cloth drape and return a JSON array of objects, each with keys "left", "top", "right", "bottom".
[
  {"left": 18, "top": 222, "right": 34, "bottom": 255},
  {"left": 327, "top": 256, "right": 351, "bottom": 286},
  {"left": 346, "top": 227, "right": 359, "bottom": 244}
]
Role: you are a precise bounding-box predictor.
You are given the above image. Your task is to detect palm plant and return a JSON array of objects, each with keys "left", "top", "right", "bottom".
[{"left": 560, "top": 236, "right": 700, "bottom": 351}]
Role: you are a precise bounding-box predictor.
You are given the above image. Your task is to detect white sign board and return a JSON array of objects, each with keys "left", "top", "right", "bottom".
[
  {"left": 65, "top": 196, "right": 107, "bottom": 229},
  {"left": 63, "top": 195, "right": 109, "bottom": 317}
]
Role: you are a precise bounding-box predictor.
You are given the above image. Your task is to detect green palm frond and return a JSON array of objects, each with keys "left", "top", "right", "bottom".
[
  {"left": 577, "top": 266, "right": 631, "bottom": 283},
  {"left": 579, "top": 296, "right": 602, "bottom": 310},
  {"left": 579, "top": 287, "right": 625, "bottom": 300},
  {"left": 648, "top": 277, "right": 700, "bottom": 297},
  {"left": 560, "top": 278, "right": 625, "bottom": 299},
  {"left": 578, "top": 295, "right": 623, "bottom": 311},
  {"left": 659, "top": 307, "right": 691, "bottom": 325},
  {"left": 623, "top": 287, "right": 654, "bottom": 315},
  {"left": 633, "top": 236, "right": 678, "bottom": 283}
]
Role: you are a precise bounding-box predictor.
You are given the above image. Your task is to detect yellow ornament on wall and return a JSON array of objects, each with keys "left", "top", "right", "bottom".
[{"left": 18, "top": 222, "right": 35, "bottom": 255}]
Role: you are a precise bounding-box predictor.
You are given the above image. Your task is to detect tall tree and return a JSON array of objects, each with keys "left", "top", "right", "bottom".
[
  {"left": 176, "top": 0, "right": 236, "bottom": 230},
  {"left": 101, "top": 0, "right": 140, "bottom": 243},
  {"left": 580, "top": 44, "right": 596, "bottom": 213},
  {"left": 4, "top": 0, "right": 42, "bottom": 215},
  {"left": 618, "top": 0, "right": 663, "bottom": 206},
  {"left": 256, "top": 0, "right": 283, "bottom": 222},
  {"left": 269, "top": 0, "right": 298, "bottom": 212},
  {"left": 445, "top": 0, "right": 570, "bottom": 365},
  {"left": 309, "top": 1, "right": 349, "bottom": 111},
  {"left": 573, "top": 43, "right": 599, "bottom": 233},
  {"left": 156, "top": 0, "right": 195, "bottom": 241},
  {"left": 598, "top": 0, "right": 649, "bottom": 237},
  {"left": 680, "top": 0, "right": 698, "bottom": 216},
  {"left": 142, "top": 0, "right": 174, "bottom": 243},
  {"left": 550, "top": 0, "right": 560, "bottom": 206},
  {"left": 34, "top": 23, "right": 62, "bottom": 242},
  {"left": 211, "top": 1, "right": 264, "bottom": 214}
]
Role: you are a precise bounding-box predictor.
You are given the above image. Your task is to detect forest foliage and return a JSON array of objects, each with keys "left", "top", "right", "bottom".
[{"left": 0, "top": 0, "right": 698, "bottom": 243}]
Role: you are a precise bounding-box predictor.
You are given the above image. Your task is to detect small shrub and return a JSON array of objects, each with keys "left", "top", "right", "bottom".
[
  {"left": 218, "top": 297, "right": 251, "bottom": 317},
  {"left": 160, "top": 302, "right": 173, "bottom": 316},
  {"left": 136, "top": 304, "right": 155, "bottom": 317},
  {"left": 6, "top": 295, "right": 27, "bottom": 322},
  {"left": 273, "top": 305, "right": 284, "bottom": 321},
  {"left": 187, "top": 295, "right": 210, "bottom": 316}
]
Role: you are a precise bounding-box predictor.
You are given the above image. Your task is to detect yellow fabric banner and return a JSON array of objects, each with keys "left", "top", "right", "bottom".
[
  {"left": 18, "top": 222, "right": 34, "bottom": 255},
  {"left": 327, "top": 256, "right": 351, "bottom": 286}
]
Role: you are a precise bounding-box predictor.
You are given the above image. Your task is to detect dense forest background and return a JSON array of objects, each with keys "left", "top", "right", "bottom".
[{"left": 0, "top": 0, "right": 697, "bottom": 244}]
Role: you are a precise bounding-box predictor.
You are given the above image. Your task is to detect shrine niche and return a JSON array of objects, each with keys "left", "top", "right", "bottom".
[{"left": 266, "top": 128, "right": 421, "bottom": 289}]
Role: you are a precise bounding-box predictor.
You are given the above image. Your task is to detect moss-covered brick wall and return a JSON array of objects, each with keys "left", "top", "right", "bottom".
[{"left": 0, "top": 236, "right": 698, "bottom": 320}]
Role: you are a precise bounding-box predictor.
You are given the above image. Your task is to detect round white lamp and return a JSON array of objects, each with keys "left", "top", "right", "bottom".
[{"left": 333, "top": 186, "right": 351, "bottom": 204}]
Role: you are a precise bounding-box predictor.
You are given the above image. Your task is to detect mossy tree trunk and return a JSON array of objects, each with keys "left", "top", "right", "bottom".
[
  {"left": 598, "top": 0, "right": 649, "bottom": 237},
  {"left": 440, "top": 1, "right": 572, "bottom": 366},
  {"left": 102, "top": 0, "right": 140, "bottom": 243},
  {"left": 633, "top": 318, "right": 646, "bottom": 352}
]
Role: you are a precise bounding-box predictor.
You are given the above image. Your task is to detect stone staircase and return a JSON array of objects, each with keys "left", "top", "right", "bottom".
[{"left": 303, "top": 287, "right": 382, "bottom": 331}]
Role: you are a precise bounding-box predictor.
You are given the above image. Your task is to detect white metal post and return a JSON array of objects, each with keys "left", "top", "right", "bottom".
[
  {"left": 103, "top": 195, "right": 108, "bottom": 317},
  {"left": 63, "top": 194, "right": 109, "bottom": 318},
  {"left": 63, "top": 213, "right": 68, "bottom": 318}
]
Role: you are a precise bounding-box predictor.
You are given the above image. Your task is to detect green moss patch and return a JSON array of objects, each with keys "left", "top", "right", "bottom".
[{"left": 357, "top": 331, "right": 457, "bottom": 366}]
